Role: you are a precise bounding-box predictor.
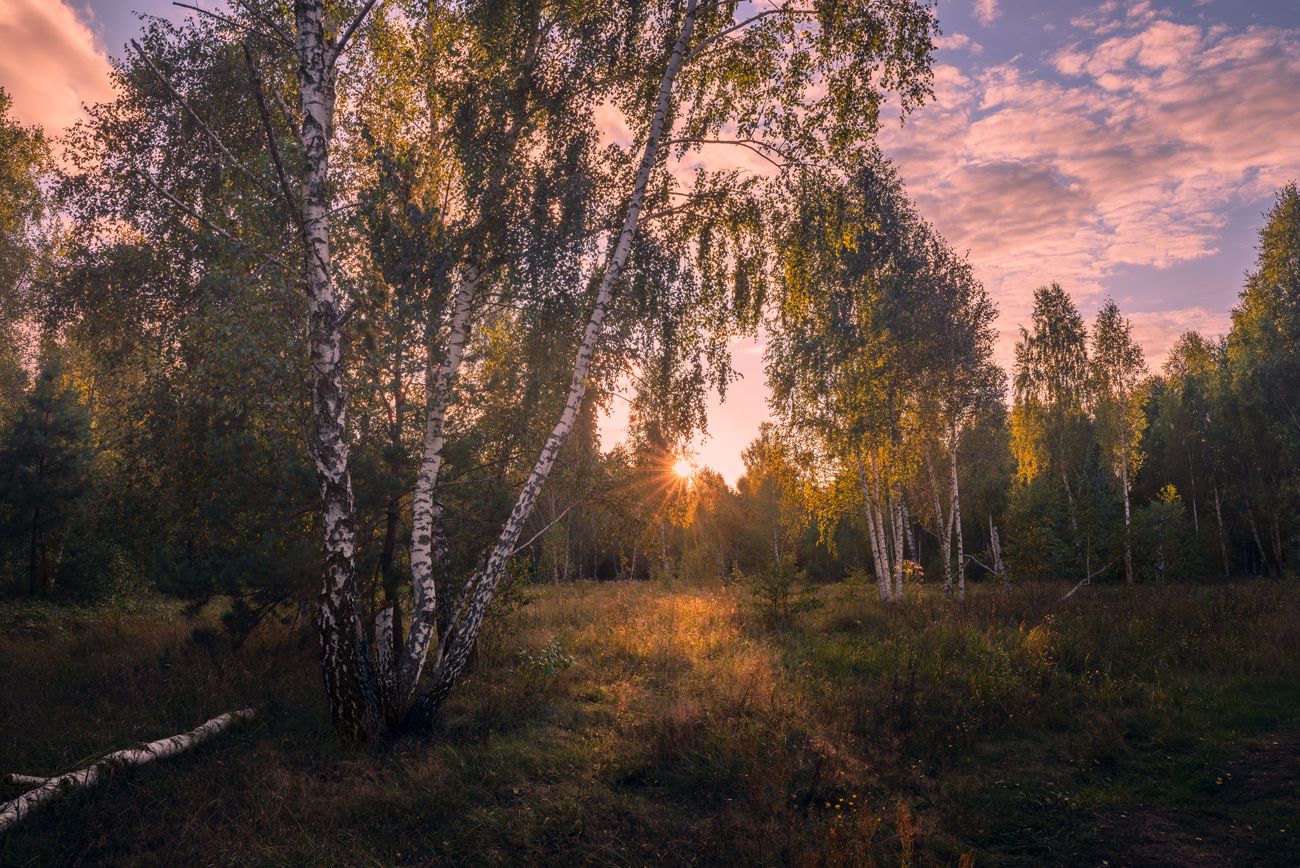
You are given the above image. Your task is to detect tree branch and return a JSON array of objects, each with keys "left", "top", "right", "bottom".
[
  {"left": 686, "top": 8, "right": 815, "bottom": 61},
  {"left": 329, "top": 0, "right": 380, "bottom": 66},
  {"left": 131, "top": 39, "right": 278, "bottom": 197},
  {"left": 139, "top": 170, "right": 290, "bottom": 273},
  {"left": 171, "top": 2, "right": 293, "bottom": 50},
  {"left": 243, "top": 42, "right": 303, "bottom": 247}
]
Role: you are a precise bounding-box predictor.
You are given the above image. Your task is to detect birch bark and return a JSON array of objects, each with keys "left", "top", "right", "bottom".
[
  {"left": 0, "top": 709, "right": 254, "bottom": 833},
  {"left": 405, "top": 0, "right": 703, "bottom": 728},
  {"left": 948, "top": 426, "right": 965, "bottom": 602},
  {"left": 926, "top": 452, "right": 952, "bottom": 596},
  {"left": 295, "top": 0, "right": 380, "bottom": 741},
  {"left": 400, "top": 265, "right": 480, "bottom": 703}
]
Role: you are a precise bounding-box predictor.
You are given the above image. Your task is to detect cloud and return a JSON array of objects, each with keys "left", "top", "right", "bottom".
[
  {"left": 881, "top": 10, "right": 1300, "bottom": 368},
  {"left": 0, "top": 0, "right": 115, "bottom": 135},
  {"left": 1126, "top": 307, "right": 1231, "bottom": 371},
  {"left": 973, "top": 0, "right": 1000, "bottom": 27},
  {"left": 936, "top": 32, "right": 983, "bottom": 54}
]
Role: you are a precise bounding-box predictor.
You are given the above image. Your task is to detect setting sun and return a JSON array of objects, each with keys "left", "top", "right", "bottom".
[{"left": 672, "top": 458, "right": 693, "bottom": 480}]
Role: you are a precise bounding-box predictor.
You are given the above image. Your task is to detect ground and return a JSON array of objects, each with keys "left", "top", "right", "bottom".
[{"left": 1, "top": 578, "right": 1297, "bottom": 866}]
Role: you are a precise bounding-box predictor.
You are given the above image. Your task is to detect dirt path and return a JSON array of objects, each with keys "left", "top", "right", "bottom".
[{"left": 1086, "top": 727, "right": 1300, "bottom": 867}]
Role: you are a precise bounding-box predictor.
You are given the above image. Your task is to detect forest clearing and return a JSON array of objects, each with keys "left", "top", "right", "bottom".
[
  {"left": 2, "top": 0, "right": 1299, "bottom": 863},
  {"left": 2, "top": 580, "right": 1298, "bottom": 865}
]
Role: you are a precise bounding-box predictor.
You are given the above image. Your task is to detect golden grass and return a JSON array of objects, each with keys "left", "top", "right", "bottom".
[{"left": 1, "top": 579, "right": 1297, "bottom": 865}]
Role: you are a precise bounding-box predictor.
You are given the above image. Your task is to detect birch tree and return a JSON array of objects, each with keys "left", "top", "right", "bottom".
[
  {"left": 1011, "top": 284, "right": 1095, "bottom": 579},
  {"left": 1090, "top": 299, "right": 1147, "bottom": 584},
  {"left": 767, "top": 156, "right": 990, "bottom": 602}
]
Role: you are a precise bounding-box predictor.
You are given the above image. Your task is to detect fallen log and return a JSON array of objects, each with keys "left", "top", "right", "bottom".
[
  {"left": 2, "top": 774, "right": 48, "bottom": 787},
  {"left": 0, "top": 708, "right": 255, "bottom": 834}
]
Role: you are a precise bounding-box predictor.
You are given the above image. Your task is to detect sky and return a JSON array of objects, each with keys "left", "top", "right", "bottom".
[{"left": 2, "top": 0, "right": 1298, "bottom": 484}]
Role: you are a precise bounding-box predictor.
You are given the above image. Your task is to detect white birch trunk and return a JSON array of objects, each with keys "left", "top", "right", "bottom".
[
  {"left": 949, "top": 426, "right": 965, "bottom": 602},
  {"left": 0, "top": 709, "right": 254, "bottom": 833},
  {"left": 867, "top": 452, "right": 893, "bottom": 601},
  {"left": 374, "top": 604, "right": 397, "bottom": 717},
  {"left": 861, "top": 474, "right": 889, "bottom": 601},
  {"left": 990, "top": 515, "right": 1008, "bottom": 592},
  {"left": 400, "top": 265, "right": 480, "bottom": 704},
  {"left": 1120, "top": 452, "right": 1133, "bottom": 584},
  {"left": 890, "top": 490, "right": 905, "bottom": 601},
  {"left": 927, "top": 452, "right": 952, "bottom": 597},
  {"left": 1212, "top": 478, "right": 1230, "bottom": 578},
  {"left": 405, "top": 0, "right": 702, "bottom": 727},
  {"left": 295, "top": 0, "right": 379, "bottom": 741}
]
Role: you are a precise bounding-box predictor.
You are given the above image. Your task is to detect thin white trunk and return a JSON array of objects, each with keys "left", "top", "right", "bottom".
[
  {"left": 0, "top": 709, "right": 255, "bottom": 833},
  {"left": 374, "top": 604, "right": 397, "bottom": 716},
  {"left": 926, "top": 452, "right": 952, "bottom": 597},
  {"left": 406, "top": 0, "right": 702, "bottom": 726},
  {"left": 1212, "top": 478, "right": 1230, "bottom": 578},
  {"left": 400, "top": 266, "right": 480, "bottom": 703},
  {"left": 949, "top": 426, "right": 965, "bottom": 602},
  {"left": 861, "top": 472, "right": 889, "bottom": 600},
  {"left": 867, "top": 452, "right": 893, "bottom": 601},
  {"left": 1121, "top": 452, "right": 1133, "bottom": 584},
  {"left": 890, "top": 489, "right": 905, "bottom": 601},
  {"left": 990, "top": 515, "right": 1008, "bottom": 592}
]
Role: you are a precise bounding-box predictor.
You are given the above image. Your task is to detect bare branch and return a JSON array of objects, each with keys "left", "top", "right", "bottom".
[
  {"left": 131, "top": 39, "right": 278, "bottom": 196},
  {"left": 172, "top": 2, "right": 293, "bottom": 49},
  {"left": 139, "top": 170, "right": 291, "bottom": 273},
  {"left": 243, "top": 41, "right": 303, "bottom": 246},
  {"left": 686, "top": 8, "right": 815, "bottom": 62},
  {"left": 329, "top": 0, "right": 381, "bottom": 66},
  {"left": 227, "top": 0, "right": 296, "bottom": 48}
]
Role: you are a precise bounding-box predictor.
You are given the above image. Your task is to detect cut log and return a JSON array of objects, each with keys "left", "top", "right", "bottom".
[{"left": 0, "top": 708, "right": 254, "bottom": 834}]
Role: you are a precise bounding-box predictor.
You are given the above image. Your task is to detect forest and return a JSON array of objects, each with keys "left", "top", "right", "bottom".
[{"left": 0, "top": 1, "right": 1297, "bottom": 864}]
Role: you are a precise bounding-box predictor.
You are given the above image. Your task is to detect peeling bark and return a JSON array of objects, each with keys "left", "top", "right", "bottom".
[{"left": 0, "top": 709, "right": 254, "bottom": 833}]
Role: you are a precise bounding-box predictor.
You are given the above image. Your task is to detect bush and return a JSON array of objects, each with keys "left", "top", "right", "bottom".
[{"left": 734, "top": 561, "right": 819, "bottom": 624}]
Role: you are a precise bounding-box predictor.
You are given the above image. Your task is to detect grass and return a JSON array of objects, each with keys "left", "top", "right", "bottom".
[{"left": 1, "top": 578, "right": 1297, "bottom": 866}]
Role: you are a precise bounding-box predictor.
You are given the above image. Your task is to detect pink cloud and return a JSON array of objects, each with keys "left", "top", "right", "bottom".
[
  {"left": 973, "top": 0, "right": 1000, "bottom": 27},
  {"left": 936, "top": 32, "right": 983, "bottom": 54},
  {"left": 880, "top": 13, "right": 1300, "bottom": 369},
  {"left": 0, "top": 0, "right": 114, "bottom": 135}
]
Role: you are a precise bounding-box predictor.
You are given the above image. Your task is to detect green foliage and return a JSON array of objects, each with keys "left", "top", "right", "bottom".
[
  {"left": 1133, "top": 485, "right": 1201, "bottom": 582},
  {"left": 517, "top": 638, "right": 574, "bottom": 679},
  {"left": 0, "top": 353, "right": 95, "bottom": 596},
  {"left": 734, "top": 561, "right": 819, "bottom": 624}
]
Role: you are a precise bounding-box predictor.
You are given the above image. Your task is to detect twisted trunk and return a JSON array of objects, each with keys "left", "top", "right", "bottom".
[{"left": 404, "top": 0, "right": 702, "bottom": 728}]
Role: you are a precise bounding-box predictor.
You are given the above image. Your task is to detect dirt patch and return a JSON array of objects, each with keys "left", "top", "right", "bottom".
[{"left": 1085, "top": 728, "right": 1300, "bottom": 867}]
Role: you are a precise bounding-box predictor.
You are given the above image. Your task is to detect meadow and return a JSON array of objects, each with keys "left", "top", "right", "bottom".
[{"left": 2, "top": 578, "right": 1297, "bottom": 866}]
